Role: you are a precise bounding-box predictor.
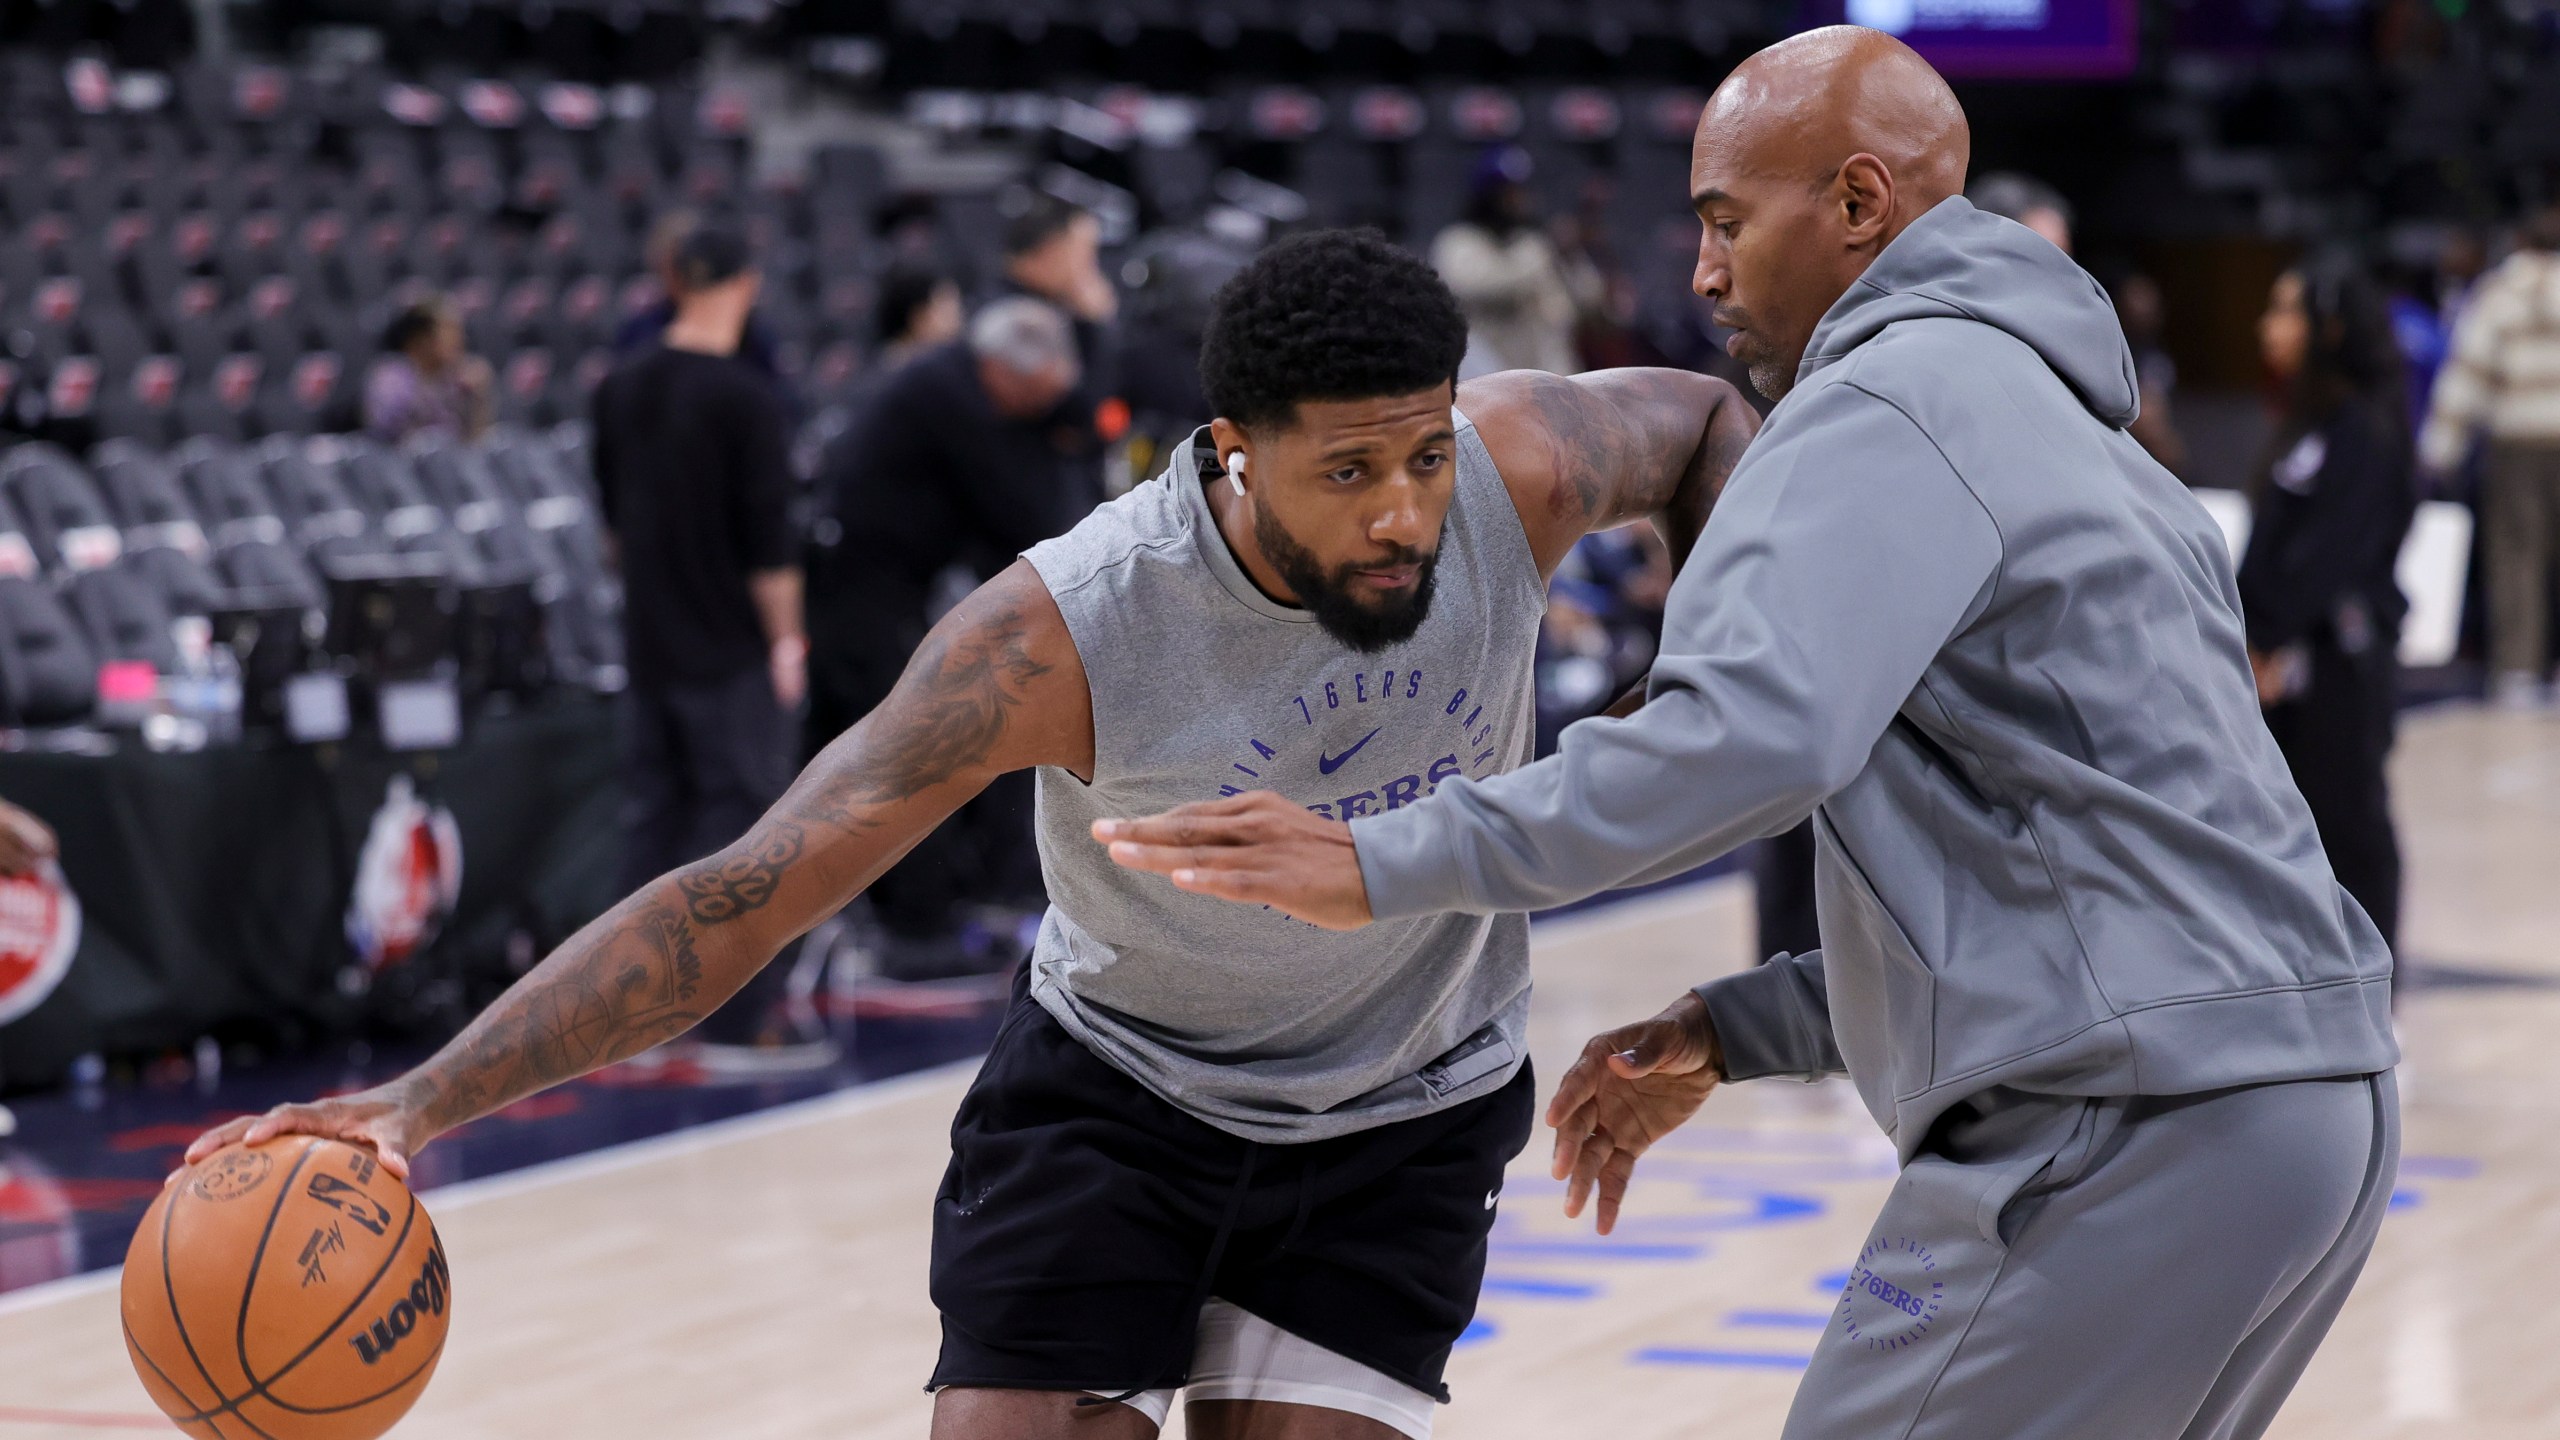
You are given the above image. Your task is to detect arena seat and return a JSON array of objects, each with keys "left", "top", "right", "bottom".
[{"left": 0, "top": 575, "right": 99, "bottom": 725}]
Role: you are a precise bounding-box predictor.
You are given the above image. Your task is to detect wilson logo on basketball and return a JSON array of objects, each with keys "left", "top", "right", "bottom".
[
  {"left": 0, "top": 860, "right": 82, "bottom": 1027},
  {"left": 348, "top": 1239, "right": 451, "bottom": 1366}
]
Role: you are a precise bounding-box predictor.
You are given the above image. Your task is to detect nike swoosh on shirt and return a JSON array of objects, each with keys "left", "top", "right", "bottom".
[{"left": 1317, "top": 728, "right": 1383, "bottom": 775}]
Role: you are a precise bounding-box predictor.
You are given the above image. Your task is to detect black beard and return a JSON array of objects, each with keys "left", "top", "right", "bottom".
[
  {"left": 1253, "top": 503, "right": 1441, "bottom": 653},
  {"left": 1747, "top": 359, "right": 1794, "bottom": 400}
]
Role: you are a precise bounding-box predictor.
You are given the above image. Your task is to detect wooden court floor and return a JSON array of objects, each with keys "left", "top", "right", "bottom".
[{"left": 3, "top": 704, "right": 2554, "bottom": 1438}]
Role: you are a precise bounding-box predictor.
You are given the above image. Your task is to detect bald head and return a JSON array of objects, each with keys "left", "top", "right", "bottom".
[
  {"left": 1685, "top": 27, "right": 1972, "bottom": 398},
  {"left": 1698, "top": 26, "right": 1970, "bottom": 216}
]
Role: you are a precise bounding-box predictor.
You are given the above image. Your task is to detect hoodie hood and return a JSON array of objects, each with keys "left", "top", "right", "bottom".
[{"left": 1798, "top": 196, "right": 2141, "bottom": 429}]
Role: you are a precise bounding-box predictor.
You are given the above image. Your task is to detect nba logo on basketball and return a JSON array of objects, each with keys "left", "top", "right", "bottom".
[
  {"left": 0, "top": 861, "right": 81, "bottom": 1027},
  {"left": 345, "top": 775, "right": 462, "bottom": 971}
]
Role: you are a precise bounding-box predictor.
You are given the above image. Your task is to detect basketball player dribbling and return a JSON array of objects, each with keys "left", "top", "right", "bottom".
[{"left": 186, "top": 229, "right": 1758, "bottom": 1439}]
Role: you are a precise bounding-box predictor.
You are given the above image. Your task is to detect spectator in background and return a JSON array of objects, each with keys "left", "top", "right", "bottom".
[
  {"left": 1557, "top": 174, "right": 1651, "bottom": 373},
  {"left": 805, "top": 298, "right": 1090, "bottom": 978},
  {"left": 614, "top": 207, "right": 784, "bottom": 381},
  {"left": 1000, "top": 192, "right": 1123, "bottom": 498},
  {"left": 2394, "top": 230, "right": 2490, "bottom": 427},
  {"left": 590, "top": 222, "right": 821, "bottom": 1068},
  {"left": 2242, "top": 257, "right": 2415, "bottom": 974},
  {"left": 1432, "top": 145, "right": 1603, "bottom": 376},
  {"left": 2387, "top": 255, "right": 2453, "bottom": 430},
  {"left": 1004, "top": 192, "right": 1119, "bottom": 329},
  {"left": 871, "top": 261, "right": 965, "bottom": 372},
  {"left": 1113, "top": 226, "right": 1255, "bottom": 481},
  {"left": 2421, "top": 202, "right": 2560, "bottom": 709},
  {"left": 1968, "top": 170, "right": 2074, "bottom": 255},
  {"left": 2114, "top": 272, "right": 2190, "bottom": 477},
  {"left": 363, "top": 297, "right": 491, "bottom": 444},
  {"left": 2436, "top": 226, "right": 2487, "bottom": 335}
]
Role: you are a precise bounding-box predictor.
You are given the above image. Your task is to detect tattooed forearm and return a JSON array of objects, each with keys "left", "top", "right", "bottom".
[
  {"left": 1661, "top": 390, "right": 1754, "bottom": 569},
  {"left": 379, "top": 575, "right": 1081, "bottom": 1142},
  {"left": 393, "top": 895, "right": 713, "bottom": 1134},
  {"left": 676, "top": 821, "right": 805, "bottom": 923}
]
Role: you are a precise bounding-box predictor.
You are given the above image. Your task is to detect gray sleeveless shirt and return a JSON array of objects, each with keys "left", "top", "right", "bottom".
[{"left": 1021, "top": 413, "right": 1546, "bottom": 1142}]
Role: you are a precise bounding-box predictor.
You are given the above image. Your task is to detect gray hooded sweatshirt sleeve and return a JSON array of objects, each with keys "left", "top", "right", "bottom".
[{"left": 1353, "top": 198, "right": 2397, "bottom": 1154}]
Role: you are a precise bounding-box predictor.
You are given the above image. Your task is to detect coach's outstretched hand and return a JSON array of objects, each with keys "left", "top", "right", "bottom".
[
  {"left": 1095, "top": 791, "right": 1373, "bottom": 930},
  {"left": 180, "top": 1087, "right": 433, "bottom": 1183},
  {"left": 1547, "top": 990, "right": 1725, "bottom": 1235}
]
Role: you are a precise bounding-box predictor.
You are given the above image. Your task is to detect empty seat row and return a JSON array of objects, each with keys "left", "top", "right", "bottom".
[{"left": 0, "top": 424, "right": 627, "bottom": 724}]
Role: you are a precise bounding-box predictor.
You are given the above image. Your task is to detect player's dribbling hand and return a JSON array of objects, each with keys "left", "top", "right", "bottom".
[
  {"left": 1546, "top": 990, "right": 1724, "bottom": 1235},
  {"left": 177, "top": 1087, "right": 431, "bottom": 1184},
  {"left": 1093, "top": 791, "right": 1374, "bottom": 930}
]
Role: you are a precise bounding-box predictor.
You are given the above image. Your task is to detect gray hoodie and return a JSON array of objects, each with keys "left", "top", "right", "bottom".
[{"left": 1353, "top": 197, "right": 2397, "bottom": 1158}]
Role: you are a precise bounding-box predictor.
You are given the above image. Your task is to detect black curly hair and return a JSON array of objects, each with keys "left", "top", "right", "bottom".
[{"left": 1199, "top": 229, "right": 1469, "bottom": 431}]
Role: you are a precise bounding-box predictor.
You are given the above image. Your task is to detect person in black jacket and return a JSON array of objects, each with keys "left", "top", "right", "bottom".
[
  {"left": 2241, "top": 256, "right": 2417, "bottom": 976},
  {"left": 804, "top": 296, "right": 1091, "bottom": 976},
  {"left": 592, "top": 223, "right": 822, "bottom": 1065}
]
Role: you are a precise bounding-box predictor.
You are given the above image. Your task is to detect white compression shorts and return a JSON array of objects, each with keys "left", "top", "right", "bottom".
[{"left": 1093, "top": 1297, "right": 1439, "bottom": 1438}]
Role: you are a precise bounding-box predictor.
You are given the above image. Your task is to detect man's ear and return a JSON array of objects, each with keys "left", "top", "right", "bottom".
[
  {"left": 1836, "top": 153, "right": 1897, "bottom": 246},
  {"left": 1207, "top": 417, "right": 1249, "bottom": 465}
]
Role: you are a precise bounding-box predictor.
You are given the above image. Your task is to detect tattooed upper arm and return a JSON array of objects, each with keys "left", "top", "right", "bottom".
[
  {"left": 1463, "top": 368, "right": 1756, "bottom": 577},
  {"left": 784, "top": 559, "right": 1092, "bottom": 837},
  {"left": 665, "top": 561, "right": 1088, "bottom": 956}
]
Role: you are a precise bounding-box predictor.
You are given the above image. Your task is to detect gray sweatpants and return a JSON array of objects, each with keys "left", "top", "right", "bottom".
[{"left": 1785, "top": 1072, "right": 2399, "bottom": 1440}]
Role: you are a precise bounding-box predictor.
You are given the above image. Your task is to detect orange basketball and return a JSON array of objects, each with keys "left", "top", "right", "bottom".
[{"left": 121, "top": 1135, "right": 452, "bottom": 1440}]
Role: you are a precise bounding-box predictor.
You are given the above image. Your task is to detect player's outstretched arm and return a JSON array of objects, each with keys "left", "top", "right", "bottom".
[
  {"left": 1460, "top": 366, "right": 1759, "bottom": 579},
  {"left": 183, "top": 562, "right": 1092, "bottom": 1177}
]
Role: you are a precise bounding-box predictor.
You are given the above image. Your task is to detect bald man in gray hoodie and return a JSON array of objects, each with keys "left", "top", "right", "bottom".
[{"left": 1100, "top": 27, "right": 2399, "bottom": 1440}]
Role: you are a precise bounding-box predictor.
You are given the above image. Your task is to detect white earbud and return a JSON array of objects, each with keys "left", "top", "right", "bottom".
[{"left": 1225, "top": 451, "right": 1247, "bottom": 497}]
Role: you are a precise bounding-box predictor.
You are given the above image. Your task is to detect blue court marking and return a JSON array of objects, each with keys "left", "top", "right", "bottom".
[
  {"left": 2397, "top": 1155, "right": 2481, "bottom": 1180},
  {"left": 1610, "top": 1190, "right": 1828, "bottom": 1232},
  {"left": 1633, "top": 1347, "right": 1812, "bottom": 1370},
  {"left": 1481, "top": 1275, "right": 1602, "bottom": 1299},
  {"left": 2389, "top": 1188, "right": 2421, "bottom": 1211},
  {"left": 1490, "top": 1239, "right": 1704, "bottom": 1262},
  {"left": 1683, "top": 1160, "right": 1902, "bottom": 1184},
  {"left": 1655, "top": 1128, "right": 1864, "bottom": 1155},
  {"left": 1455, "top": 1317, "right": 1498, "bottom": 1348},
  {"left": 1814, "top": 1270, "right": 1851, "bottom": 1294},
  {"left": 1724, "top": 1310, "right": 1833, "bottom": 1329},
  {"left": 1608, "top": 1154, "right": 1897, "bottom": 1186}
]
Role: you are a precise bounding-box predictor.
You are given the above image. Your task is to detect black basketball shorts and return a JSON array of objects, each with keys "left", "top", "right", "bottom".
[{"left": 926, "top": 973, "right": 1535, "bottom": 1403}]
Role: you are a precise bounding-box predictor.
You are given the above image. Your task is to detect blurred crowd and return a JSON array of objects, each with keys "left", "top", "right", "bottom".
[{"left": 94, "top": 130, "right": 2544, "bottom": 1051}]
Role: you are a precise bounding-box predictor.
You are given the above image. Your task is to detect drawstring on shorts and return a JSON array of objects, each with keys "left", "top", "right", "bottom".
[{"left": 1078, "top": 1141, "right": 1264, "bottom": 1409}]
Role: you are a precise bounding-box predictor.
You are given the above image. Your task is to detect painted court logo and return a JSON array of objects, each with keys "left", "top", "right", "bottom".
[{"left": 1837, "top": 1236, "right": 1947, "bottom": 1351}]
